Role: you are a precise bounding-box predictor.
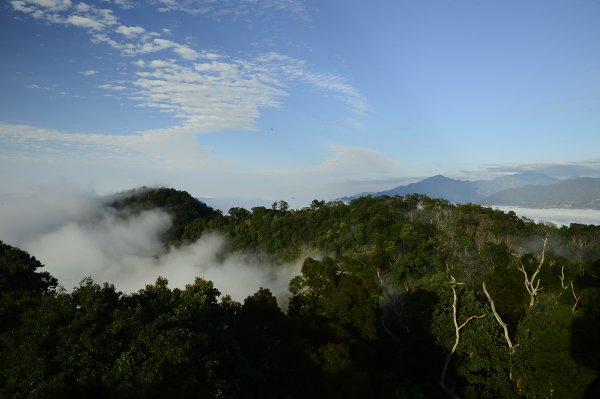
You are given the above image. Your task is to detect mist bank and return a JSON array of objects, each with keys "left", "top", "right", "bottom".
[
  {"left": 0, "top": 186, "right": 300, "bottom": 302},
  {"left": 491, "top": 205, "right": 600, "bottom": 226}
]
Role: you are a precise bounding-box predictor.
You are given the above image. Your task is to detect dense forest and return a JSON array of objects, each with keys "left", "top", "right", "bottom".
[{"left": 1, "top": 187, "right": 599, "bottom": 398}]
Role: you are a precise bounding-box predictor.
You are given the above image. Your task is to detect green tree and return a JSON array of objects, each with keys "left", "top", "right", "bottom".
[
  {"left": 0, "top": 241, "right": 57, "bottom": 332},
  {"left": 512, "top": 294, "right": 595, "bottom": 398}
]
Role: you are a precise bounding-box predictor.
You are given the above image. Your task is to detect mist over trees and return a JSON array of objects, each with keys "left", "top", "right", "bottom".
[{"left": 1, "top": 187, "right": 599, "bottom": 398}]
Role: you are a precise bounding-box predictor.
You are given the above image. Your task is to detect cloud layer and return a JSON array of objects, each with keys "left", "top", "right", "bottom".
[
  {"left": 491, "top": 206, "right": 600, "bottom": 227},
  {"left": 0, "top": 124, "right": 398, "bottom": 203},
  {"left": 481, "top": 160, "right": 600, "bottom": 179},
  {"left": 0, "top": 187, "right": 300, "bottom": 302}
]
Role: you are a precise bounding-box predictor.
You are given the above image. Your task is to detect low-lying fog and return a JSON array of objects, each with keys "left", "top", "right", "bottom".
[
  {"left": 3, "top": 186, "right": 598, "bottom": 302},
  {"left": 0, "top": 186, "right": 301, "bottom": 303},
  {"left": 491, "top": 206, "right": 600, "bottom": 227}
]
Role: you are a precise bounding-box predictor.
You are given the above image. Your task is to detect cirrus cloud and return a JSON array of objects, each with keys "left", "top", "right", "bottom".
[{"left": 10, "top": 0, "right": 366, "bottom": 135}]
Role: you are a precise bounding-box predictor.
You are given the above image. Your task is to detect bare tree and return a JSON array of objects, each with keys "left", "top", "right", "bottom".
[
  {"left": 559, "top": 265, "right": 567, "bottom": 290},
  {"left": 482, "top": 281, "right": 515, "bottom": 352},
  {"left": 439, "top": 276, "right": 485, "bottom": 398},
  {"left": 516, "top": 236, "right": 548, "bottom": 307},
  {"left": 571, "top": 281, "right": 581, "bottom": 314}
]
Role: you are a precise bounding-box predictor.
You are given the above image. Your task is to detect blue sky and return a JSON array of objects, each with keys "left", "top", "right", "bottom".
[{"left": 1, "top": 0, "right": 600, "bottom": 207}]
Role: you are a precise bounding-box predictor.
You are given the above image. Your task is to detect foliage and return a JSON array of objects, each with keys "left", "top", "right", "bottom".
[
  {"left": 108, "top": 187, "right": 222, "bottom": 243},
  {"left": 2, "top": 189, "right": 600, "bottom": 398},
  {"left": 0, "top": 241, "right": 57, "bottom": 333}
]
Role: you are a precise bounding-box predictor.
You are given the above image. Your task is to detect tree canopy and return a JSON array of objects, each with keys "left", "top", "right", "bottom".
[{"left": 1, "top": 188, "right": 599, "bottom": 398}]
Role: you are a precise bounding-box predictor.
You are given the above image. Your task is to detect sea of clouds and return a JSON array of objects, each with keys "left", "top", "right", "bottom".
[
  {"left": 0, "top": 185, "right": 300, "bottom": 303},
  {"left": 492, "top": 206, "right": 600, "bottom": 227}
]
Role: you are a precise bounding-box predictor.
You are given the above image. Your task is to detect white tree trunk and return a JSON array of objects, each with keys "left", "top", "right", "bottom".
[
  {"left": 439, "top": 276, "right": 485, "bottom": 398},
  {"left": 482, "top": 281, "right": 515, "bottom": 352},
  {"left": 516, "top": 236, "right": 548, "bottom": 307}
]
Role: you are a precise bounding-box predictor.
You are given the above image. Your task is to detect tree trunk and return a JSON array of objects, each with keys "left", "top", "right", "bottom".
[
  {"left": 482, "top": 281, "right": 514, "bottom": 352},
  {"left": 439, "top": 276, "right": 485, "bottom": 398}
]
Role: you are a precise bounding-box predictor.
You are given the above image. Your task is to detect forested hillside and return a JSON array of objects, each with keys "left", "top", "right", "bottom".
[{"left": 1, "top": 188, "right": 599, "bottom": 398}]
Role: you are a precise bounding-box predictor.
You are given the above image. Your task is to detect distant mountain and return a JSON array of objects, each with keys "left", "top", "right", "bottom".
[
  {"left": 374, "top": 175, "right": 484, "bottom": 204},
  {"left": 338, "top": 191, "right": 375, "bottom": 203},
  {"left": 482, "top": 177, "right": 600, "bottom": 209},
  {"left": 474, "top": 172, "right": 559, "bottom": 197},
  {"left": 342, "top": 173, "right": 600, "bottom": 209}
]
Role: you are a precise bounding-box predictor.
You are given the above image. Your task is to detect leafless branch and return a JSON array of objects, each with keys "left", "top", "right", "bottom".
[
  {"left": 439, "top": 276, "right": 485, "bottom": 398},
  {"left": 516, "top": 236, "right": 548, "bottom": 307},
  {"left": 482, "top": 281, "right": 514, "bottom": 352},
  {"left": 571, "top": 281, "right": 581, "bottom": 314},
  {"left": 559, "top": 265, "right": 567, "bottom": 290}
]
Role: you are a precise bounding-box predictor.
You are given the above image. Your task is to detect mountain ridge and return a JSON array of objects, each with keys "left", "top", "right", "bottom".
[
  {"left": 374, "top": 174, "right": 483, "bottom": 204},
  {"left": 342, "top": 174, "right": 600, "bottom": 209},
  {"left": 482, "top": 177, "right": 600, "bottom": 209}
]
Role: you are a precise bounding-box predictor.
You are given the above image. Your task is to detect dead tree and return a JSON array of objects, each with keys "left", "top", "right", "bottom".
[
  {"left": 482, "top": 281, "right": 515, "bottom": 352},
  {"left": 516, "top": 236, "right": 548, "bottom": 307},
  {"left": 571, "top": 281, "right": 581, "bottom": 314},
  {"left": 559, "top": 265, "right": 567, "bottom": 290},
  {"left": 439, "top": 276, "right": 485, "bottom": 398}
]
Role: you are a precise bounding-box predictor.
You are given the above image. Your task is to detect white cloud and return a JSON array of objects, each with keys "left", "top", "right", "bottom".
[
  {"left": 122, "top": 52, "right": 366, "bottom": 134},
  {"left": 10, "top": 0, "right": 366, "bottom": 135},
  {"left": 80, "top": 69, "right": 98, "bottom": 76},
  {"left": 10, "top": 1, "right": 35, "bottom": 13},
  {"left": 75, "top": 2, "right": 90, "bottom": 12},
  {"left": 120, "top": 38, "right": 178, "bottom": 57},
  {"left": 26, "top": 84, "right": 50, "bottom": 89},
  {"left": 154, "top": 0, "right": 309, "bottom": 20},
  {"left": 102, "top": 0, "right": 134, "bottom": 9},
  {"left": 173, "top": 45, "right": 200, "bottom": 60},
  {"left": 19, "top": 50, "right": 365, "bottom": 137},
  {"left": 0, "top": 123, "right": 236, "bottom": 173},
  {"left": 0, "top": 184, "right": 101, "bottom": 245},
  {"left": 491, "top": 206, "right": 600, "bottom": 227},
  {"left": 97, "top": 83, "right": 127, "bottom": 91},
  {"left": 66, "top": 14, "right": 104, "bottom": 30},
  {"left": 252, "top": 145, "right": 401, "bottom": 202},
  {"left": 0, "top": 123, "right": 397, "bottom": 204},
  {"left": 11, "top": 0, "right": 192, "bottom": 62},
  {"left": 480, "top": 160, "right": 600, "bottom": 178},
  {"left": 316, "top": 145, "right": 398, "bottom": 177},
  {"left": 12, "top": 0, "right": 72, "bottom": 12},
  {"left": 255, "top": 52, "right": 368, "bottom": 115},
  {"left": 0, "top": 187, "right": 301, "bottom": 301},
  {"left": 115, "top": 25, "right": 146, "bottom": 37},
  {"left": 90, "top": 33, "right": 125, "bottom": 50},
  {"left": 128, "top": 57, "right": 286, "bottom": 132},
  {"left": 12, "top": 0, "right": 118, "bottom": 31},
  {"left": 205, "top": 52, "right": 221, "bottom": 60},
  {"left": 304, "top": 72, "right": 368, "bottom": 115},
  {"left": 147, "top": 59, "right": 174, "bottom": 68}
]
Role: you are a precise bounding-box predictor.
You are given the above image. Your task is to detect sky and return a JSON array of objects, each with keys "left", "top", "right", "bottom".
[{"left": 2, "top": 0, "right": 600, "bottom": 208}]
